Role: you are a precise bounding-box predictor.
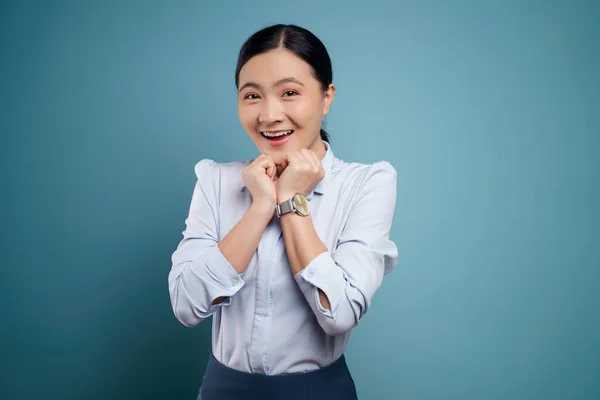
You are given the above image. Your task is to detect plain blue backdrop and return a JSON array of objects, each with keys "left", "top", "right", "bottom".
[{"left": 1, "top": 0, "right": 599, "bottom": 399}]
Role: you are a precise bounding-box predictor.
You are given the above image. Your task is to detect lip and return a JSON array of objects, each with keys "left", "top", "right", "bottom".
[{"left": 260, "top": 130, "right": 294, "bottom": 147}]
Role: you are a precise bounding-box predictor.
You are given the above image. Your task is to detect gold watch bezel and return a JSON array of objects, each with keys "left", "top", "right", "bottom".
[{"left": 292, "top": 193, "right": 310, "bottom": 216}]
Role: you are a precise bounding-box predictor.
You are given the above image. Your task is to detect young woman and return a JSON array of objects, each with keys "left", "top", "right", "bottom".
[{"left": 168, "top": 24, "right": 398, "bottom": 400}]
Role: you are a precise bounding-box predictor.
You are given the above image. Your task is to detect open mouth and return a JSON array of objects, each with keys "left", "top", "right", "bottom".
[{"left": 261, "top": 130, "right": 294, "bottom": 141}]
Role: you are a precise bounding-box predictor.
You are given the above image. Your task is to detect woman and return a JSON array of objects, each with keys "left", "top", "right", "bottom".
[{"left": 168, "top": 24, "right": 398, "bottom": 400}]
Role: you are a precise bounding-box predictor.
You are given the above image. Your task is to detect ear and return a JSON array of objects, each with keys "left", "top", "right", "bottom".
[{"left": 322, "top": 84, "right": 336, "bottom": 116}]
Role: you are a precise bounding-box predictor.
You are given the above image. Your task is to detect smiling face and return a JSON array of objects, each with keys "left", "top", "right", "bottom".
[{"left": 237, "top": 49, "right": 335, "bottom": 165}]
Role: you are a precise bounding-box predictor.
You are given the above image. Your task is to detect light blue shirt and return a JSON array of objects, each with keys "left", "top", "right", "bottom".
[{"left": 168, "top": 141, "right": 398, "bottom": 375}]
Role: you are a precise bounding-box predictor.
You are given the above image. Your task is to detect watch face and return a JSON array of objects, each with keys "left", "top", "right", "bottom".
[{"left": 293, "top": 194, "right": 310, "bottom": 216}]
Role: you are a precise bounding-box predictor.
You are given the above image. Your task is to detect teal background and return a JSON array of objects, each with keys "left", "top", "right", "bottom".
[{"left": 1, "top": 0, "right": 598, "bottom": 399}]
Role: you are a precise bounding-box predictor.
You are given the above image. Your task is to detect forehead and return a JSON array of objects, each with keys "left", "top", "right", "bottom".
[{"left": 238, "top": 49, "right": 316, "bottom": 85}]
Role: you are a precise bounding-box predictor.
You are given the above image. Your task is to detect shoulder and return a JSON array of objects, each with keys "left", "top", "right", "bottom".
[
  {"left": 332, "top": 158, "right": 397, "bottom": 193},
  {"left": 193, "top": 159, "right": 248, "bottom": 183}
]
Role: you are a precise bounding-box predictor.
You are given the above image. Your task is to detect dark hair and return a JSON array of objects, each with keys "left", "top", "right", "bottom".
[{"left": 235, "top": 24, "right": 332, "bottom": 143}]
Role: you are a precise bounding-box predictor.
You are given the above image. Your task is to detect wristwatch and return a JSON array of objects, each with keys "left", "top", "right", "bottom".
[{"left": 276, "top": 193, "right": 310, "bottom": 217}]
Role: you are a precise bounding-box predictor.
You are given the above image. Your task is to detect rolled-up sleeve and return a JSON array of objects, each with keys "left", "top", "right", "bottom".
[
  {"left": 294, "top": 161, "right": 399, "bottom": 336},
  {"left": 168, "top": 159, "right": 244, "bottom": 328}
]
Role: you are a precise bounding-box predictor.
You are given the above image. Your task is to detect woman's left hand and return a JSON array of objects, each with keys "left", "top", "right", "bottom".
[{"left": 276, "top": 148, "right": 325, "bottom": 203}]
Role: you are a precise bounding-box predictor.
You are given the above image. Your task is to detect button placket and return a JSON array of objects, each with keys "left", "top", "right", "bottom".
[{"left": 248, "top": 215, "right": 280, "bottom": 373}]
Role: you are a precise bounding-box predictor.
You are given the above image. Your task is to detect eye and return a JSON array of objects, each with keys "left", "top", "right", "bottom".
[
  {"left": 282, "top": 90, "right": 298, "bottom": 97},
  {"left": 244, "top": 93, "right": 260, "bottom": 100}
]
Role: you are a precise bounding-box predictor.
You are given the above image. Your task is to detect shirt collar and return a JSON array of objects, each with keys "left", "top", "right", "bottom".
[
  {"left": 312, "top": 140, "right": 333, "bottom": 195},
  {"left": 240, "top": 140, "right": 335, "bottom": 197}
]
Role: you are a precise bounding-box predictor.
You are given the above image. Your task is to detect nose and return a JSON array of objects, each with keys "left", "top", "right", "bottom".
[{"left": 258, "top": 97, "right": 284, "bottom": 125}]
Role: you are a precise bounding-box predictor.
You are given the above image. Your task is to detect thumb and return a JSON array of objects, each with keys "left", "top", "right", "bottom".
[{"left": 266, "top": 163, "right": 275, "bottom": 179}]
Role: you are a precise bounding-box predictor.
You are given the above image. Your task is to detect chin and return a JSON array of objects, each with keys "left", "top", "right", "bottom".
[{"left": 264, "top": 153, "right": 285, "bottom": 165}]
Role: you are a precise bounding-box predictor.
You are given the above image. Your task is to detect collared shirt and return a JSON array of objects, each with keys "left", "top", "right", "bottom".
[{"left": 168, "top": 141, "right": 398, "bottom": 375}]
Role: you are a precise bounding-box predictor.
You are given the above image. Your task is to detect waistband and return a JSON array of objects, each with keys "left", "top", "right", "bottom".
[{"left": 199, "top": 354, "right": 357, "bottom": 400}]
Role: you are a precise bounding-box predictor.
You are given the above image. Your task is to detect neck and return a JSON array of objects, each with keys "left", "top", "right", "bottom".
[{"left": 310, "top": 138, "right": 327, "bottom": 161}]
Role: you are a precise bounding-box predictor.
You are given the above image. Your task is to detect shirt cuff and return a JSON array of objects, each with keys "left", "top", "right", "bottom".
[
  {"left": 205, "top": 296, "right": 233, "bottom": 314},
  {"left": 294, "top": 251, "right": 346, "bottom": 318}
]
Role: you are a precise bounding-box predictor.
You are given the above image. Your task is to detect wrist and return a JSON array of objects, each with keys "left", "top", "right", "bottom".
[
  {"left": 277, "top": 191, "right": 298, "bottom": 204},
  {"left": 250, "top": 199, "right": 276, "bottom": 218}
]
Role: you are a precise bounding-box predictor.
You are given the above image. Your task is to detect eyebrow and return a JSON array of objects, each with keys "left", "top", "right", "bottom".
[{"left": 238, "top": 77, "right": 304, "bottom": 92}]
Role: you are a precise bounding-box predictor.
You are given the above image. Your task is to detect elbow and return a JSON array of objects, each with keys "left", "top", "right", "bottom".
[
  {"left": 173, "top": 304, "right": 204, "bottom": 328},
  {"left": 168, "top": 277, "right": 207, "bottom": 328},
  {"left": 318, "top": 314, "right": 357, "bottom": 336},
  {"left": 315, "top": 290, "right": 364, "bottom": 336}
]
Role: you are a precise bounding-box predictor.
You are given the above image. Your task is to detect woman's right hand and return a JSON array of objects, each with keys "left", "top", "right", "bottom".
[{"left": 241, "top": 154, "right": 277, "bottom": 209}]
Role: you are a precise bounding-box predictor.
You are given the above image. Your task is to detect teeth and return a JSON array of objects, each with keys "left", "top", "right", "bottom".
[{"left": 261, "top": 130, "right": 292, "bottom": 138}]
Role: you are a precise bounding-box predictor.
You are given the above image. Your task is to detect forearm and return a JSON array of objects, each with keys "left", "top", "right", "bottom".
[
  {"left": 210, "top": 201, "right": 274, "bottom": 305},
  {"left": 279, "top": 212, "right": 331, "bottom": 309},
  {"left": 276, "top": 160, "right": 399, "bottom": 335},
  {"left": 219, "top": 201, "right": 274, "bottom": 274}
]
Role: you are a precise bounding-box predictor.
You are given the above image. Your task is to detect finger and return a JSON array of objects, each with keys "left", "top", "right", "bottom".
[
  {"left": 284, "top": 150, "right": 302, "bottom": 165},
  {"left": 249, "top": 153, "right": 268, "bottom": 168},
  {"left": 301, "top": 148, "right": 319, "bottom": 167},
  {"left": 266, "top": 162, "right": 276, "bottom": 179},
  {"left": 311, "top": 153, "right": 324, "bottom": 175},
  {"left": 242, "top": 155, "right": 263, "bottom": 178},
  {"left": 296, "top": 149, "right": 313, "bottom": 169},
  {"left": 261, "top": 159, "right": 276, "bottom": 179},
  {"left": 255, "top": 154, "right": 275, "bottom": 169},
  {"left": 249, "top": 155, "right": 275, "bottom": 178},
  {"left": 301, "top": 149, "right": 324, "bottom": 177}
]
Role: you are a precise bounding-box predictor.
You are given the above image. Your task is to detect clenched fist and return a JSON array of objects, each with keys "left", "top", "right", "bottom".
[
  {"left": 276, "top": 148, "right": 325, "bottom": 203},
  {"left": 241, "top": 154, "right": 277, "bottom": 208}
]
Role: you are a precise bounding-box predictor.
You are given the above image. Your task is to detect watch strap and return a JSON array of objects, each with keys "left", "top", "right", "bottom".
[{"left": 276, "top": 198, "right": 295, "bottom": 217}]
